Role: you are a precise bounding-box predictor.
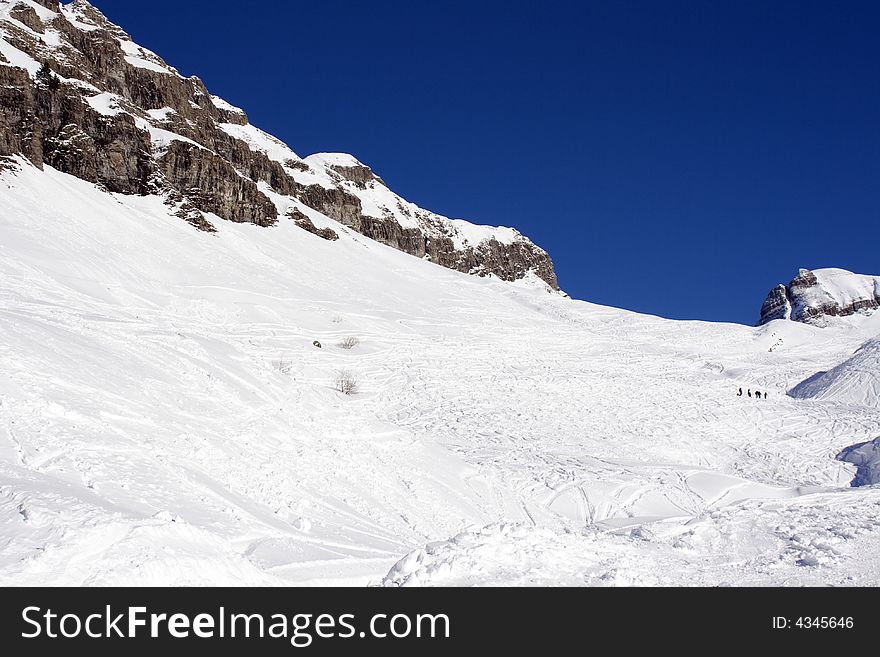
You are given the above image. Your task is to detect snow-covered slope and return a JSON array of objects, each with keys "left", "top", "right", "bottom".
[
  {"left": 790, "top": 338, "right": 880, "bottom": 407},
  {"left": 2, "top": 160, "right": 880, "bottom": 586}
]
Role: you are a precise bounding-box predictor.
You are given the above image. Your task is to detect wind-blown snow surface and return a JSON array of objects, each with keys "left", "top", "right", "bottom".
[
  {"left": 2, "top": 161, "right": 880, "bottom": 586},
  {"left": 789, "top": 338, "right": 880, "bottom": 407}
]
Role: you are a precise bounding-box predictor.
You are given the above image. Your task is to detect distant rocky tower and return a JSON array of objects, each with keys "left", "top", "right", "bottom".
[
  {"left": 0, "top": 0, "right": 558, "bottom": 289},
  {"left": 758, "top": 268, "right": 880, "bottom": 326}
]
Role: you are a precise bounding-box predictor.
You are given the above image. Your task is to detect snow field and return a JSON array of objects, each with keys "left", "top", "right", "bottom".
[{"left": 0, "top": 161, "right": 879, "bottom": 586}]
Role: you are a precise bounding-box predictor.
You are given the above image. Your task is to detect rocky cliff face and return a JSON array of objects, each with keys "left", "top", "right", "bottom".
[
  {"left": 757, "top": 268, "right": 880, "bottom": 326},
  {"left": 0, "top": 0, "right": 559, "bottom": 289}
]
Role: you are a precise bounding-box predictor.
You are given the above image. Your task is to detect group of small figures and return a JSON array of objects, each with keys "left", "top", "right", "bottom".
[{"left": 737, "top": 388, "right": 767, "bottom": 399}]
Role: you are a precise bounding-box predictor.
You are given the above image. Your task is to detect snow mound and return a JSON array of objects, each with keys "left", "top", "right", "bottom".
[
  {"left": 790, "top": 338, "right": 880, "bottom": 407},
  {"left": 383, "top": 488, "right": 880, "bottom": 586},
  {"left": 837, "top": 438, "right": 880, "bottom": 487}
]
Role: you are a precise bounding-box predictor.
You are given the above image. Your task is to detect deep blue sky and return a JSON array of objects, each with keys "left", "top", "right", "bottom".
[{"left": 97, "top": 0, "right": 879, "bottom": 324}]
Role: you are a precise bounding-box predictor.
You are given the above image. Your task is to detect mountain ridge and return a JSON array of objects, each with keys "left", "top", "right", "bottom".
[{"left": 0, "top": 0, "right": 558, "bottom": 289}]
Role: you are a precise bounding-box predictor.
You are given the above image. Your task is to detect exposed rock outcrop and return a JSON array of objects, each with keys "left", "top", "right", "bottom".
[
  {"left": 758, "top": 283, "right": 791, "bottom": 323},
  {"left": 288, "top": 208, "right": 339, "bottom": 241},
  {"left": 329, "top": 162, "right": 385, "bottom": 189},
  {"left": 30, "top": 0, "right": 59, "bottom": 11},
  {"left": 9, "top": 2, "right": 44, "bottom": 32},
  {"left": 0, "top": 0, "right": 559, "bottom": 289},
  {"left": 158, "top": 141, "right": 276, "bottom": 226},
  {"left": 758, "top": 268, "right": 880, "bottom": 326}
]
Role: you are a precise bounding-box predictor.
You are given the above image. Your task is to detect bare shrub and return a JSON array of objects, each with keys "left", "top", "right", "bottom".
[
  {"left": 331, "top": 315, "right": 343, "bottom": 324},
  {"left": 334, "top": 370, "right": 359, "bottom": 395},
  {"left": 274, "top": 356, "right": 293, "bottom": 375},
  {"left": 338, "top": 336, "right": 360, "bottom": 350}
]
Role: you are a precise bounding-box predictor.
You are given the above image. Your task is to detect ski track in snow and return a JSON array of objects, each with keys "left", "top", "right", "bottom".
[{"left": 1, "top": 162, "right": 879, "bottom": 586}]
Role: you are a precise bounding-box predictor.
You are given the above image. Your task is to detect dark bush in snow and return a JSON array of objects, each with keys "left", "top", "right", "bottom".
[{"left": 339, "top": 336, "right": 360, "bottom": 349}]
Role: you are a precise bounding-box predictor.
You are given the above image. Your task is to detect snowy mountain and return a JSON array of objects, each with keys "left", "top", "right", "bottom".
[
  {"left": 2, "top": 1, "right": 880, "bottom": 588},
  {"left": 0, "top": 0, "right": 557, "bottom": 288},
  {"left": 758, "top": 268, "right": 880, "bottom": 326}
]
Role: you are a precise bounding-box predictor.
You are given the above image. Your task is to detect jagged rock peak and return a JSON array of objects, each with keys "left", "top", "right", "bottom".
[
  {"left": 305, "top": 153, "right": 386, "bottom": 188},
  {"left": 64, "top": 0, "right": 127, "bottom": 36},
  {"left": 758, "top": 268, "right": 880, "bottom": 326}
]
